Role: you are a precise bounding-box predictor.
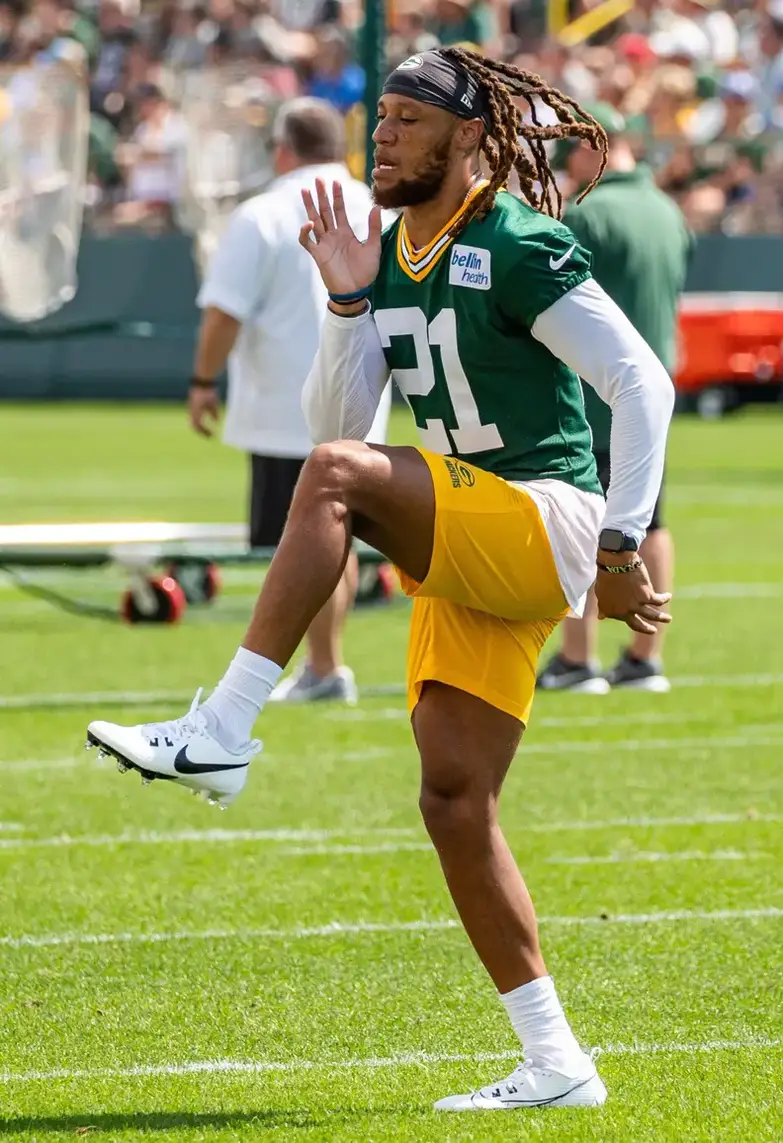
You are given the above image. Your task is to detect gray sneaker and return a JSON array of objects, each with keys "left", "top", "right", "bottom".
[
  {"left": 268, "top": 664, "right": 358, "bottom": 705},
  {"left": 604, "top": 650, "right": 671, "bottom": 693},
  {"left": 536, "top": 653, "right": 610, "bottom": 695}
]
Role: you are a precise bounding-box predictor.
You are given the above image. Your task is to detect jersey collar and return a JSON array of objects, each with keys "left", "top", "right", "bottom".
[{"left": 396, "top": 180, "right": 488, "bottom": 283}]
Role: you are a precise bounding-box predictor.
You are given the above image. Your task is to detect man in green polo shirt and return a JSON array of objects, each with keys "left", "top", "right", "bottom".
[{"left": 538, "top": 104, "right": 693, "bottom": 693}]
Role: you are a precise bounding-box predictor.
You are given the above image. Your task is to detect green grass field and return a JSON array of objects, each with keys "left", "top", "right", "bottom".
[{"left": 1, "top": 403, "right": 782, "bottom": 1142}]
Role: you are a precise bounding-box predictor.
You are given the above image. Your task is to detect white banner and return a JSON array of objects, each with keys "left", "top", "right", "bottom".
[
  {"left": 166, "top": 64, "right": 282, "bottom": 275},
  {"left": 0, "top": 62, "right": 88, "bottom": 322}
]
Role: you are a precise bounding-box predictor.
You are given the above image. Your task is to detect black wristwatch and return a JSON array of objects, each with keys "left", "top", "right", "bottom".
[
  {"left": 190, "top": 376, "right": 217, "bottom": 389},
  {"left": 598, "top": 528, "right": 639, "bottom": 553}
]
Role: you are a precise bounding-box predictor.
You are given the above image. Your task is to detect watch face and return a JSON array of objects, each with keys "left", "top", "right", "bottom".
[{"left": 600, "top": 528, "right": 624, "bottom": 552}]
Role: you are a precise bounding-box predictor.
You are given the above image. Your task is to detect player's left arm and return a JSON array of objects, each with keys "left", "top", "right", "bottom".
[
  {"left": 531, "top": 277, "right": 674, "bottom": 634},
  {"left": 500, "top": 223, "right": 671, "bottom": 543},
  {"left": 531, "top": 277, "right": 673, "bottom": 548}
]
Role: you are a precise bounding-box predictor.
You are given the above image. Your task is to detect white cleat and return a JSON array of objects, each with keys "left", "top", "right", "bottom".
[
  {"left": 86, "top": 690, "right": 261, "bottom": 807},
  {"left": 434, "top": 1052, "right": 607, "bottom": 1111}
]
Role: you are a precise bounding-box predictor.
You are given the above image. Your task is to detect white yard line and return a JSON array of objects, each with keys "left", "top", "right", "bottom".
[
  {"left": 674, "top": 673, "right": 783, "bottom": 689},
  {"left": 2, "top": 671, "right": 783, "bottom": 711},
  {"left": 3, "top": 730, "right": 782, "bottom": 783},
  {"left": 0, "top": 689, "right": 196, "bottom": 710},
  {"left": 0, "top": 813, "right": 778, "bottom": 854},
  {"left": 520, "top": 734, "right": 783, "bottom": 755},
  {"left": 1, "top": 907, "right": 780, "bottom": 952},
  {"left": 276, "top": 842, "right": 431, "bottom": 857},
  {"left": 0, "top": 758, "right": 78, "bottom": 773},
  {"left": 0, "top": 1037, "right": 780, "bottom": 1084},
  {"left": 0, "top": 748, "right": 393, "bottom": 776},
  {"left": 333, "top": 709, "right": 783, "bottom": 733},
  {"left": 526, "top": 812, "right": 782, "bottom": 832},
  {"left": 547, "top": 849, "right": 767, "bottom": 866},
  {"left": 0, "top": 827, "right": 418, "bottom": 852}
]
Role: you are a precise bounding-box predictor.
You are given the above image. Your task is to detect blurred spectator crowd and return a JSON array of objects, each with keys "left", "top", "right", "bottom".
[{"left": 2, "top": 0, "right": 783, "bottom": 233}]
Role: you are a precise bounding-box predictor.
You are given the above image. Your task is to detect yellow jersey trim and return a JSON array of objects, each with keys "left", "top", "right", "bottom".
[{"left": 395, "top": 180, "right": 488, "bottom": 283}]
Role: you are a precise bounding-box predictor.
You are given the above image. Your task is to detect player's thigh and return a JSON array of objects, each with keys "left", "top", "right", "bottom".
[
  {"left": 412, "top": 679, "right": 523, "bottom": 805},
  {"left": 398, "top": 451, "right": 568, "bottom": 623},
  {"left": 249, "top": 454, "right": 305, "bottom": 548},
  {"left": 407, "top": 594, "right": 561, "bottom": 730},
  {"left": 298, "top": 440, "right": 436, "bottom": 585}
]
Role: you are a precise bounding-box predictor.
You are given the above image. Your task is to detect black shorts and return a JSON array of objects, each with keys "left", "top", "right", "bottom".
[
  {"left": 593, "top": 449, "right": 664, "bottom": 533},
  {"left": 249, "top": 454, "right": 306, "bottom": 548}
]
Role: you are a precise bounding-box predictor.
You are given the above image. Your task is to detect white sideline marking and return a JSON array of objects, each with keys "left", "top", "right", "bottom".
[
  {"left": 675, "top": 673, "right": 783, "bottom": 689},
  {"left": 277, "top": 842, "right": 431, "bottom": 857},
  {"left": 522, "top": 734, "right": 783, "bottom": 755},
  {"left": 0, "top": 1037, "right": 780, "bottom": 1084},
  {"left": 2, "top": 671, "right": 783, "bottom": 711},
  {"left": 525, "top": 812, "right": 783, "bottom": 831},
  {"left": 0, "top": 689, "right": 196, "bottom": 710},
  {"left": 1, "top": 907, "right": 780, "bottom": 952},
  {"left": 0, "top": 749, "right": 393, "bottom": 777},
  {"left": 332, "top": 709, "right": 783, "bottom": 733},
  {"left": 0, "top": 823, "right": 23, "bottom": 832},
  {"left": 0, "top": 827, "right": 418, "bottom": 852},
  {"left": 0, "top": 757, "right": 78, "bottom": 773},
  {"left": 0, "top": 813, "right": 778, "bottom": 854},
  {"left": 547, "top": 849, "right": 766, "bottom": 866},
  {"left": 6, "top": 732, "right": 780, "bottom": 782}
]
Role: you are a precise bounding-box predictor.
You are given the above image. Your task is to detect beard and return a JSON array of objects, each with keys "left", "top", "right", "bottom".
[{"left": 372, "top": 129, "right": 454, "bottom": 209}]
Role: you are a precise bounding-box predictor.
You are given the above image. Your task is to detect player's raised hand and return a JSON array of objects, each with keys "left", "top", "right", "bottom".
[
  {"left": 299, "top": 178, "right": 382, "bottom": 296},
  {"left": 595, "top": 559, "right": 672, "bottom": 635}
]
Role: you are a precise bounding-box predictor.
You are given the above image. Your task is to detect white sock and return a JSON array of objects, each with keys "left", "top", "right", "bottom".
[
  {"left": 501, "top": 976, "right": 584, "bottom": 1072},
  {"left": 201, "top": 647, "right": 283, "bottom": 752}
]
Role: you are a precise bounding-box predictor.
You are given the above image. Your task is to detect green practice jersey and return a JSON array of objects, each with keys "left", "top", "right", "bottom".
[
  {"left": 564, "top": 166, "right": 692, "bottom": 452},
  {"left": 369, "top": 187, "right": 601, "bottom": 495}
]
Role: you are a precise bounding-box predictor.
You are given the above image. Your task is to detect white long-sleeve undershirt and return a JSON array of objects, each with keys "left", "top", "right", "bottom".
[
  {"left": 301, "top": 278, "right": 674, "bottom": 544},
  {"left": 531, "top": 277, "right": 674, "bottom": 544},
  {"left": 302, "top": 306, "right": 390, "bottom": 445}
]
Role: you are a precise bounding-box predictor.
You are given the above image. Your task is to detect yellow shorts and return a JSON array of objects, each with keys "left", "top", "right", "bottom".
[{"left": 397, "top": 450, "right": 569, "bottom": 725}]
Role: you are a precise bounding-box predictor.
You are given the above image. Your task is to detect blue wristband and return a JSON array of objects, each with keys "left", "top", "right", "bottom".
[{"left": 328, "top": 285, "right": 372, "bottom": 304}]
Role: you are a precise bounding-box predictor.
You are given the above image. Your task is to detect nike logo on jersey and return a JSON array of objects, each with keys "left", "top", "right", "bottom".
[
  {"left": 549, "top": 244, "right": 576, "bottom": 271},
  {"left": 174, "top": 746, "right": 248, "bottom": 774},
  {"left": 449, "top": 244, "right": 491, "bottom": 290}
]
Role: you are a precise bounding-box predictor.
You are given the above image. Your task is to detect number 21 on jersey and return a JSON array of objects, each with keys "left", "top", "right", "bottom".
[{"left": 374, "top": 306, "right": 504, "bottom": 455}]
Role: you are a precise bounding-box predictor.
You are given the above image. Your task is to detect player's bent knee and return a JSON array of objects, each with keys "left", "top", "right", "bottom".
[
  {"left": 299, "top": 441, "right": 374, "bottom": 500},
  {"left": 419, "top": 784, "right": 494, "bottom": 846}
]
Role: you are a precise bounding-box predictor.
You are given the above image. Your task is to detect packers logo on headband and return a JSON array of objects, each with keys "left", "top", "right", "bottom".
[{"left": 398, "top": 55, "right": 423, "bottom": 70}]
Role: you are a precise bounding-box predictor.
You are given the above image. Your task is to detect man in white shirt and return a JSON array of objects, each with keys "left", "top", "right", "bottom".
[{"left": 188, "top": 96, "right": 390, "bottom": 703}]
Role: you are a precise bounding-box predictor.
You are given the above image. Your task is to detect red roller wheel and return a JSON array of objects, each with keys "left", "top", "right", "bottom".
[
  {"left": 201, "top": 562, "right": 221, "bottom": 603},
  {"left": 122, "top": 575, "right": 187, "bottom": 625},
  {"left": 355, "top": 561, "right": 396, "bottom": 607},
  {"left": 376, "top": 562, "right": 396, "bottom": 601},
  {"left": 166, "top": 561, "right": 222, "bottom": 605}
]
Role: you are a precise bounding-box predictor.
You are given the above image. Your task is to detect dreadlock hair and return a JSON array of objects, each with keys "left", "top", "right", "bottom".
[{"left": 439, "top": 47, "right": 608, "bottom": 239}]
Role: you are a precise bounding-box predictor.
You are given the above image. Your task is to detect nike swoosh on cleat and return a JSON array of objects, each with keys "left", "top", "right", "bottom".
[
  {"left": 549, "top": 244, "right": 576, "bottom": 271},
  {"left": 173, "top": 746, "right": 248, "bottom": 774}
]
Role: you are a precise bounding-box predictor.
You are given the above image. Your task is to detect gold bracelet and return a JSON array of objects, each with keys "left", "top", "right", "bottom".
[{"left": 596, "top": 558, "right": 643, "bottom": 575}]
